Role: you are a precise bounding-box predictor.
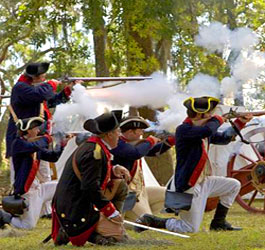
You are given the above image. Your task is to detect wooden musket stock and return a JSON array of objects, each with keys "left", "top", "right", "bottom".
[{"left": 223, "top": 109, "right": 265, "bottom": 119}]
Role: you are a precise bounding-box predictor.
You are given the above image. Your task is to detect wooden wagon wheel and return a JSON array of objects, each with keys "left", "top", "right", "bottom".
[{"left": 227, "top": 127, "right": 265, "bottom": 213}]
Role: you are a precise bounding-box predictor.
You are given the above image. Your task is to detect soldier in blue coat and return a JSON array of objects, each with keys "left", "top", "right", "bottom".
[
  {"left": 0, "top": 116, "right": 67, "bottom": 229},
  {"left": 110, "top": 116, "right": 175, "bottom": 221},
  {"left": 6, "top": 62, "right": 72, "bottom": 159},
  {"left": 135, "top": 96, "right": 252, "bottom": 233}
]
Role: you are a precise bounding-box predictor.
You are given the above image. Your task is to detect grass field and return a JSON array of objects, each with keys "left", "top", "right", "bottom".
[
  {"left": 1, "top": 164, "right": 265, "bottom": 250},
  {"left": 0, "top": 201, "right": 265, "bottom": 250}
]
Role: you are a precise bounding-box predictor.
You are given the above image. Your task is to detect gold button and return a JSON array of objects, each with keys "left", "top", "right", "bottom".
[
  {"left": 81, "top": 218, "right": 86, "bottom": 222},
  {"left": 61, "top": 213, "right": 65, "bottom": 218},
  {"left": 107, "top": 207, "right": 110, "bottom": 210}
]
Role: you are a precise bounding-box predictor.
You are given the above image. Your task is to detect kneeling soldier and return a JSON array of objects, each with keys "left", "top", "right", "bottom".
[
  {"left": 0, "top": 116, "right": 66, "bottom": 229},
  {"left": 51, "top": 110, "right": 130, "bottom": 246},
  {"left": 135, "top": 96, "right": 252, "bottom": 233}
]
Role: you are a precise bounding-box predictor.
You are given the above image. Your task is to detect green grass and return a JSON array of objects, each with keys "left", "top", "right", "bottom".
[{"left": 0, "top": 202, "right": 265, "bottom": 250}]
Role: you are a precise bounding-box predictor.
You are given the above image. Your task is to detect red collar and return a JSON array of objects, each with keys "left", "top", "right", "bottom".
[
  {"left": 18, "top": 74, "right": 33, "bottom": 85},
  {"left": 183, "top": 117, "right": 193, "bottom": 125},
  {"left": 120, "top": 135, "right": 128, "bottom": 142}
]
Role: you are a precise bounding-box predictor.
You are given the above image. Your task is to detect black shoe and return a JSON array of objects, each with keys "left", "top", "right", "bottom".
[
  {"left": 134, "top": 214, "right": 167, "bottom": 233},
  {"left": 89, "top": 232, "right": 117, "bottom": 246},
  {"left": 210, "top": 220, "right": 242, "bottom": 231},
  {"left": 0, "top": 210, "right": 12, "bottom": 229},
  {"left": 41, "top": 214, "right": 52, "bottom": 219},
  {"left": 54, "top": 227, "right": 69, "bottom": 246}
]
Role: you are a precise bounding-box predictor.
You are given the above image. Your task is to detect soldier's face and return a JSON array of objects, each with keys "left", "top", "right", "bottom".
[
  {"left": 131, "top": 129, "right": 144, "bottom": 141},
  {"left": 32, "top": 73, "right": 46, "bottom": 83},
  {"left": 27, "top": 126, "right": 40, "bottom": 138},
  {"left": 107, "top": 128, "right": 121, "bottom": 148}
]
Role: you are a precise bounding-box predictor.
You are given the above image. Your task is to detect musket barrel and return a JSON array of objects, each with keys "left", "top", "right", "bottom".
[
  {"left": 62, "top": 76, "right": 152, "bottom": 82},
  {"left": 236, "top": 111, "right": 265, "bottom": 117},
  {"left": 0, "top": 95, "right": 11, "bottom": 99},
  {"left": 223, "top": 109, "right": 265, "bottom": 119}
]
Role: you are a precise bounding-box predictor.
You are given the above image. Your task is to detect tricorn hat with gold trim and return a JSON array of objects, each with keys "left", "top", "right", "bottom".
[{"left": 183, "top": 96, "right": 220, "bottom": 113}]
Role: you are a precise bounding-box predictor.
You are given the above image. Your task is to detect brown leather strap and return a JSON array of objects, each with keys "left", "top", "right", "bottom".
[
  {"left": 39, "top": 103, "right": 45, "bottom": 119},
  {"left": 8, "top": 105, "right": 18, "bottom": 123},
  {"left": 72, "top": 149, "right": 82, "bottom": 181},
  {"left": 50, "top": 162, "right": 58, "bottom": 180},
  {"left": 71, "top": 146, "right": 119, "bottom": 200}
]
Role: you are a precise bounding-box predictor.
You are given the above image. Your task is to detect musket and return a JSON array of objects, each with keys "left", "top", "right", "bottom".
[
  {"left": 0, "top": 95, "right": 10, "bottom": 99},
  {"left": 57, "top": 76, "right": 152, "bottom": 89},
  {"left": 222, "top": 108, "right": 265, "bottom": 145},
  {"left": 223, "top": 108, "right": 265, "bottom": 120},
  {"left": 59, "top": 76, "right": 152, "bottom": 83}
]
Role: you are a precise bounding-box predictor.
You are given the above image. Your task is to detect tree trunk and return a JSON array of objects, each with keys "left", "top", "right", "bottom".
[
  {"left": 91, "top": 1, "right": 109, "bottom": 77},
  {"left": 0, "top": 109, "right": 9, "bottom": 165},
  {"left": 122, "top": 4, "right": 174, "bottom": 185}
]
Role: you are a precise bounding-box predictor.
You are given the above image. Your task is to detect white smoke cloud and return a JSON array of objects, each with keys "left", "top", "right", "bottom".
[
  {"left": 85, "top": 72, "right": 175, "bottom": 109},
  {"left": 153, "top": 73, "right": 222, "bottom": 132},
  {"left": 232, "top": 52, "right": 265, "bottom": 82},
  {"left": 52, "top": 72, "right": 176, "bottom": 132},
  {"left": 155, "top": 94, "right": 187, "bottom": 132},
  {"left": 195, "top": 22, "right": 230, "bottom": 53},
  {"left": 220, "top": 76, "right": 238, "bottom": 97},
  {"left": 195, "top": 22, "right": 264, "bottom": 102},
  {"left": 186, "top": 73, "right": 221, "bottom": 98},
  {"left": 229, "top": 27, "right": 259, "bottom": 50}
]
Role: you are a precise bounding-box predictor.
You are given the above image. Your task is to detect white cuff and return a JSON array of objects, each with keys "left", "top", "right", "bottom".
[{"left": 108, "top": 210, "right": 120, "bottom": 219}]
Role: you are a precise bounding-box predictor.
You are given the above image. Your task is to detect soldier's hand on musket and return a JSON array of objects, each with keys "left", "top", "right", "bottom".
[
  {"left": 60, "top": 133, "right": 74, "bottom": 147},
  {"left": 49, "top": 79, "right": 63, "bottom": 85},
  {"left": 113, "top": 165, "right": 131, "bottom": 182},
  {"left": 238, "top": 113, "right": 253, "bottom": 123},
  {"left": 68, "top": 79, "right": 84, "bottom": 89},
  {"left": 148, "top": 135, "right": 161, "bottom": 145}
]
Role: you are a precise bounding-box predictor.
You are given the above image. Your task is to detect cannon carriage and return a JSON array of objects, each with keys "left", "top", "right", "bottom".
[
  {"left": 206, "top": 105, "right": 265, "bottom": 213},
  {"left": 226, "top": 127, "right": 265, "bottom": 213}
]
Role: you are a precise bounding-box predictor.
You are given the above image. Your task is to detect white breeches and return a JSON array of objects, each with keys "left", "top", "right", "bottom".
[
  {"left": 166, "top": 176, "right": 241, "bottom": 233},
  {"left": 11, "top": 181, "right": 57, "bottom": 229},
  {"left": 11, "top": 159, "right": 52, "bottom": 216},
  {"left": 37, "top": 161, "right": 52, "bottom": 216},
  {"left": 9, "top": 157, "right": 15, "bottom": 186},
  {"left": 125, "top": 186, "right": 166, "bottom": 221}
]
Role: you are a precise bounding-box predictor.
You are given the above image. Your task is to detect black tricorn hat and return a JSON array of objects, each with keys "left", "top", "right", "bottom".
[
  {"left": 183, "top": 96, "right": 220, "bottom": 113},
  {"left": 120, "top": 116, "right": 149, "bottom": 131},
  {"left": 16, "top": 117, "right": 45, "bottom": 132},
  {"left": 83, "top": 110, "right": 123, "bottom": 135},
  {"left": 25, "top": 62, "right": 50, "bottom": 77}
]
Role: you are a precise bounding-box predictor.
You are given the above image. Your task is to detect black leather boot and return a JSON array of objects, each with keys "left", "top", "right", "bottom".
[
  {"left": 54, "top": 227, "right": 69, "bottom": 246},
  {"left": 0, "top": 209, "right": 12, "bottom": 229},
  {"left": 210, "top": 203, "right": 242, "bottom": 231},
  {"left": 134, "top": 214, "right": 168, "bottom": 233}
]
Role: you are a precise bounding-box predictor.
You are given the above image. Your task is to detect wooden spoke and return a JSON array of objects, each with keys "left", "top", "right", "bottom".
[
  {"left": 248, "top": 190, "right": 258, "bottom": 206},
  {"left": 238, "top": 153, "right": 257, "bottom": 164},
  {"left": 250, "top": 143, "right": 263, "bottom": 161}
]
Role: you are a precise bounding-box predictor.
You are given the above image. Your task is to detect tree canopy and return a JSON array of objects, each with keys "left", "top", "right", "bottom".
[{"left": 1, "top": 0, "right": 265, "bottom": 173}]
